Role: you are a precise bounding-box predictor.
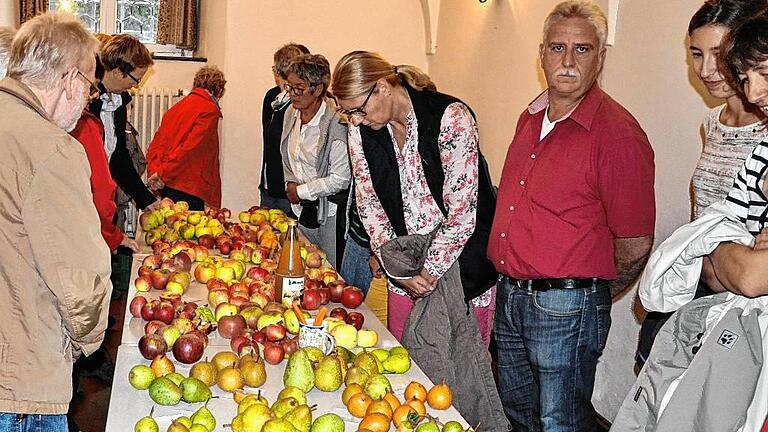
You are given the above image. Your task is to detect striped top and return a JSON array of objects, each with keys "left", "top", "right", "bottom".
[
  {"left": 726, "top": 140, "right": 768, "bottom": 235},
  {"left": 692, "top": 105, "right": 768, "bottom": 219}
]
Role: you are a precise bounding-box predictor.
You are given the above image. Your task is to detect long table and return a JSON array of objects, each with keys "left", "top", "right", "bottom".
[{"left": 106, "top": 254, "right": 471, "bottom": 431}]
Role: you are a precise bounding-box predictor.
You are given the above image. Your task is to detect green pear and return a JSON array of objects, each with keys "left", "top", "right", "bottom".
[
  {"left": 166, "top": 372, "right": 185, "bottom": 387},
  {"left": 302, "top": 346, "right": 325, "bottom": 364},
  {"left": 231, "top": 414, "right": 246, "bottom": 432},
  {"left": 175, "top": 416, "right": 193, "bottom": 429},
  {"left": 383, "top": 353, "right": 412, "bottom": 374},
  {"left": 167, "top": 420, "right": 190, "bottom": 432},
  {"left": 134, "top": 408, "right": 158, "bottom": 432},
  {"left": 354, "top": 351, "right": 379, "bottom": 376},
  {"left": 128, "top": 364, "right": 155, "bottom": 390},
  {"left": 283, "top": 309, "right": 300, "bottom": 334},
  {"left": 364, "top": 374, "right": 392, "bottom": 400},
  {"left": 284, "top": 404, "right": 312, "bottom": 432},
  {"left": 263, "top": 418, "right": 298, "bottom": 432},
  {"left": 343, "top": 366, "right": 370, "bottom": 387},
  {"left": 272, "top": 397, "right": 299, "bottom": 418},
  {"left": 241, "top": 360, "right": 268, "bottom": 388},
  {"left": 371, "top": 349, "right": 390, "bottom": 363},
  {"left": 314, "top": 355, "right": 342, "bottom": 392},
  {"left": 191, "top": 405, "right": 216, "bottom": 431},
  {"left": 188, "top": 425, "right": 209, "bottom": 432},
  {"left": 283, "top": 349, "right": 314, "bottom": 392},
  {"left": 180, "top": 377, "right": 212, "bottom": 403},
  {"left": 442, "top": 421, "right": 466, "bottom": 432},
  {"left": 242, "top": 403, "right": 273, "bottom": 432},
  {"left": 416, "top": 420, "right": 441, "bottom": 432},
  {"left": 278, "top": 386, "right": 307, "bottom": 405},
  {"left": 334, "top": 346, "right": 354, "bottom": 365},
  {"left": 310, "top": 413, "right": 344, "bottom": 432},
  {"left": 148, "top": 376, "right": 182, "bottom": 406},
  {"left": 389, "top": 346, "right": 409, "bottom": 357}
]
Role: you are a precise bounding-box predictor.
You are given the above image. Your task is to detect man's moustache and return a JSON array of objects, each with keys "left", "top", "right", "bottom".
[{"left": 556, "top": 70, "right": 578, "bottom": 77}]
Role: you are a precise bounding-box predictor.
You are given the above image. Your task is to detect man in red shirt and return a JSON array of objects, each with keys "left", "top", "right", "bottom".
[{"left": 487, "top": 1, "right": 655, "bottom": 431}]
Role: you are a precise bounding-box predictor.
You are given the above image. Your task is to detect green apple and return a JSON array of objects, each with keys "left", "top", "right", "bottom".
[
  {"left": 356, "top": 329, "right": 378, "bottom": 348},
  {"left": 257, "top": 313, "right": 284, "bottom": 331},
  {"left": 330, "top": 324, "right": 358, "bottom": 350},
  {"left": 215, "top": 302, "right": 238, "bottom": 322}
]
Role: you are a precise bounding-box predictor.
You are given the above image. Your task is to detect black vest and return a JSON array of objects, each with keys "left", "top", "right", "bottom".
[{"left": 359, "top": 87, "right": 498, "bottom": 302}]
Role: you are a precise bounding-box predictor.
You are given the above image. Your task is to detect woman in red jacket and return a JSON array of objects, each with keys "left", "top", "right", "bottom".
[
  {"left": 146, "top": 66, "right": 225, "bottom": 210},
  {"left": 71, "top": 56, "right": 140, "bottom": 253}
]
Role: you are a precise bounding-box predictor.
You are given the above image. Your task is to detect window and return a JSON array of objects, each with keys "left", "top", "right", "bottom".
[{"left": 49, "top": 0, "right": 187, "bottom": 56}]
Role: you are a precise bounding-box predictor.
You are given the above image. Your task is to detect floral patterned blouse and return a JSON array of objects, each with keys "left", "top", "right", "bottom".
[{"left": 348, "top": 102, "right": 492, "bottom": 307}]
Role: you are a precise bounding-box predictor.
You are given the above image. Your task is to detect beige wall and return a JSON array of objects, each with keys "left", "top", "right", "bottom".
[
  {"left": 0, "top": 0, "right": 18, "bottom": 27},
  {"left": 430, "top": 0, "right": 708, "bottom": 420},
  {"left": 218, "top": 0, "right": 427, "bottom": 210}
]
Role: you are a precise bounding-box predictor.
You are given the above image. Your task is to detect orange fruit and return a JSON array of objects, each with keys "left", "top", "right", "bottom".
[
  {"left": 348, "top": 392, "right": 372, "bottom": 418},
  {"left": 359, "top": 413, "right": 391, "bottom": 432},
  {"left": 342, "top": 384, "right": 365, "bottom": 406},
  {"left": 383, "top": 392, "right": 401, "bottom": 412},
  {"left": 427, "top": 382, "right": 453, "bottom": 410},
  {"left": 392, "top": 404, "right": 419, "bottom": 428},
  {"left": 406, "top": 397, "right": 427, "bottom": 418},
  {"left": 233, "top": 390, "right": 248, "bottom": 404},
  {"left": 366, "top": 399, "right": 393, "bottom": 419},
  {"left": 404, "top": 381, "right": 427, "bottom": 402}
]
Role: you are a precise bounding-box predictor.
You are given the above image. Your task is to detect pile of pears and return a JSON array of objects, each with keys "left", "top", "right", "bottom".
[
  {"left": 129, "top": 354, "right": 212, "bottom": 406},
  {"left": 229, "top": 387, "right": 344, "bottom": 432},
  {"left": 190, "top": 351, "right": 268, "bottom": 394},
  {"left": 133, "top": 405, "right": 217, "bottom": 432}
]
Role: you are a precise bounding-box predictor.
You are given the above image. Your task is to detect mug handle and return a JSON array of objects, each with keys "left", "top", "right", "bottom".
[{"left": 322, "top": 332, "right": 336, "bottom": 355}]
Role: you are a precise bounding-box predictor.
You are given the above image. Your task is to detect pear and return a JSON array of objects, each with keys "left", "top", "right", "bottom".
[
  {"left": 166, "top": 372, "right": 185, "bottom": 387},
  {"left": 231, "top": 415, "right": 246, "bottom": 432},
  {"left": 389, "top": 346, "right": 409, "bottom": 357},
  {"left": 383, "top": 352, "right": 411, "bottom": 374},
  {"left": 149, "top": 376, "right": 182, "bottom": 405},
  {"left": 416, "top": 420, "right": 441, "bottom": 432},
  {"left": 313, "top": 355, "right": 342, "bottom": 392},
  {"left": 263, "top": 418, "right": 298, "bottom": 432},
  {"left": 334, "top": 346, "right": 354, "bottom": 365},
  {"left": 442, "top": 421, "right": 466, "bottom": 432},
  {"left": 241, "top": 359, "right": 267, "bottom": 388},
  {"left": 151, "top": 354, "right": 176, "bottom": 377},
  {"left": 310, "top": 413, "right": 344, "bottom": 432},
  {"left": 344, "top": 366, "right": 370, "bottom": 387},
  {"left": 181, "top": 377, "right": 212, "bottom": 403},
  {"left": 364, "top": 374, "right": 392, "bottom": 400},
  {"left": 272, "top": 397, "right": 299, "bottom": 418},
  {"left": 134, "top": 407, "right": 158, "bottom": 432},
  {"left": 302, "top": 346, "right": 325, "bottom": 364},
  {"left": 175, "top": 416, "right": 193, "bottom": 428},
  {"left": 277, "top": 386, "right": 307, "bottom": 405},
  {"left": 371, "top": 349, "right": 390, "bottom": 363},
  {"left": 242, "top": 403, "right": 273, "bottom": 432},
  {"left": 191, "top": 404, "right": 216, "bottom": 431},
  {"left": 354, "top": 351, "right": 379, "bottom": 376},
  {"left": 190, "top": 358, "right": 218, "bottom": 387},
  {"left": 128, "top": 364, "right": 155, "bottom": 390},
  {"left": 188, "top": 425, "right": 209, "bottom": 432},
  {"left": 283, "top": 349, "right": 314, "bottom": 392},
  {"left": 284, "top": 404, "right": 312, "bottom": 432},
  {"left": 167, "top": 420, "right": 190, "bottom": 432}
]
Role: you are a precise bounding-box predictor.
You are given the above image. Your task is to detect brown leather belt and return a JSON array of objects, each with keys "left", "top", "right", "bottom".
[{"left": 507, "top": 277, "right": 607, "bottom": 291}]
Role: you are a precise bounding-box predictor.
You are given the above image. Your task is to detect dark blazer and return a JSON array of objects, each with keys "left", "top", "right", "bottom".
[
  {"left": 89, "top": 87, "right": 156, "bottom": 209},
  {"left": 259, "top": 85, "right": 289, "bottom": 199}
]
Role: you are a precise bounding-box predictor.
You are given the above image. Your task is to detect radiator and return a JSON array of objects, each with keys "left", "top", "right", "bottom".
[{"left": 123, "top": 87, "right": 185, "bottom": 237}]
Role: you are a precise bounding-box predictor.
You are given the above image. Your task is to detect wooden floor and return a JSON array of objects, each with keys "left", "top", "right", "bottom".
[{"left": 69, "top": 293, "right": 125, "bottom": 432}]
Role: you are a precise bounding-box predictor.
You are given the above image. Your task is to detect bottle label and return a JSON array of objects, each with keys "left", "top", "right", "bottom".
[{"left": 281, "top": 276, "right": 305, "bottom": 306}]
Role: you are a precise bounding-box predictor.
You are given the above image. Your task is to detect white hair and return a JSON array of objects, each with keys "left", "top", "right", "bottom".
[
  {"left": 7, "top": 12, "right": 98, "bottom": 88},
  {"left": 543, "top": 0, "right": 608, "bottom": 49}
]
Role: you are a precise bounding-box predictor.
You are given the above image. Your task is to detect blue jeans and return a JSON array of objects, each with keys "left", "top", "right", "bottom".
[
  {"left": 494, "top": 277, "right": 611, "bottom": 432},
  {"left": 0, "top": 414, "right": 68, "bottom": 432},
  {"left": 339, "top": 238, "right": 373, "bottom": 295},
  {"left": 259, "top": 189, "right": 293, "bottom": 215}
]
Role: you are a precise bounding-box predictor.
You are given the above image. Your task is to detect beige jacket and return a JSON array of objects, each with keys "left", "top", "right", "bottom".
[{"left": 0, "top": 78, "right": 112, "bottom": 414}]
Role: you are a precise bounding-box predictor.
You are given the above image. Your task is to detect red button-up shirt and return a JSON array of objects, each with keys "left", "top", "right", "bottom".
[{"left": 488, "top": 84, "right": 655, "bottom": 280}]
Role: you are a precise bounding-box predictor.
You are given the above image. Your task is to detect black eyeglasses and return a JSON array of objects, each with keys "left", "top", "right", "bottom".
[
  {"left": 284, "top": 82, "right": 315, "bottom": 97},
  {"left": 340, "top": 84, "right": 377, "bottom": 118},
  {"left": 126, "top": 70, "right": 141, "bottom": 85},
  {"left": 76, "top": 69, "right": 100, "bottom": 99}
]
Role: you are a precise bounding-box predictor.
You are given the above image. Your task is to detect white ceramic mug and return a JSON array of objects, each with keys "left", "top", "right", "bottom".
[{"left": 298, "top": 321, "right": 335, "bottom": 355}]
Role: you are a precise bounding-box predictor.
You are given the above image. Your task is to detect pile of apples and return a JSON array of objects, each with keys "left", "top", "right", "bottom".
[
  {"left": 135, "top": 251, "right": 194, "bottom": 296},
  {"left": 238, "top": 206, "right": 294, "bottom": 234}
]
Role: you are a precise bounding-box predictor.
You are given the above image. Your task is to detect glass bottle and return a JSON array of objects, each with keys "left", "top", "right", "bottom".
[{"left": 275, "top": 220, "right": 305, "bottom": 306}]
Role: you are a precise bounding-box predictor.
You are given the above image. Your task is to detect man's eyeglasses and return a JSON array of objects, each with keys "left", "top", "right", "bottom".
[
  {"left": 284, "top": 82, "right": 315, "bottom": 97},
  {"left": 340, "top": 84, "right": 377, "bottom": 118},
  {"left": 76, "top": 69, "right": 100, "bottom": 99},
  {"left": 126, "top": 70, "right": 141, "bottom": 85}
]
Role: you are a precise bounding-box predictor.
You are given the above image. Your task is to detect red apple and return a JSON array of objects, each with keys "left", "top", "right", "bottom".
[
  {"left": 198, "top": 234, "right": 215, "bottom": 249},
  {"left": 329, "top": 281, "right": 346, "bottom": 303},
  {"left": 218, "top": 315, "right": 247, "bottom": 339},
  {"left": 318, "top": 287, "right": 330, "bottom": 305},
  {"left": 264, "top": 323, "right": 286, "bottom": 342},
  {"left": 142, "top": 254, "right": 163, "bottom": 270},
  {"left": 230, "top": 334, "right": 251, "bottom": 354},
  {"left": 263, "top": 343, "right": 285, "bottom": 364},
  {"left": 207, "top": 278, "right": 228, "bottom": 292},
  {"left": 153, "top": 301, "right": 176, "bottom": 325},
  {"left": 172, "top": 333, "right": 205, "bottom": 364},
  {"left": 140, "top": 302, "right": 155, "bottom": 321},
  {"left": 137, "top": 266, "right": 152, "bottom": 278},
  {"left": 144, "top": 320, "right": 166, "bottom": 335},
  {"left": 301, "top": 289, "right": 321, "bottom": 311},
  {"left": 252, "top": 330, "right": 266, "bottom": 345},
  {"left": 219, "top": 242, "right": 232, "bottom": 256},
  {"left": 228, "top": 282, "right": 249, "bottom": 298},
  {"left": 329, "top": 307, "right": 347, "bottom": 321},
  {"left": 189, "top": 329, "right": 209, "bottom": 348},
  {"left": 282, "top": 335, "right": 299, "bottom": 356},
  {"left": 150, "top": 268, "right": 171, "bottom": 290},
  {"left": 230, "top": 295, "right": 249, "bottom": 308},
  {"left": 130, "top": 295, "right": 148, "bottom": 318},
  {"left": 139, "top": 333, "right": 168, "bottom": 360},
  {"left": 341, "top": 287, "right": 365, "bottom": 309},
  {"left": 345, "top": 311, "right": 365, "bottom": 330}
]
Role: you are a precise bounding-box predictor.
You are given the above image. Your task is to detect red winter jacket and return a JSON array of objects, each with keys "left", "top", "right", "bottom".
[
  {"left": 70, "top": 111, "right": 123, "bottom": 251},
  {"left": 146, "top": 88, "right": 222, "bottom": 207}
]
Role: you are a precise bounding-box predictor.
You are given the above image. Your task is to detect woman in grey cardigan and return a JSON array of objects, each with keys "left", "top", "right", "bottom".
[{"left": 280, "top": 54, "right": 350, "bottom": 267}]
